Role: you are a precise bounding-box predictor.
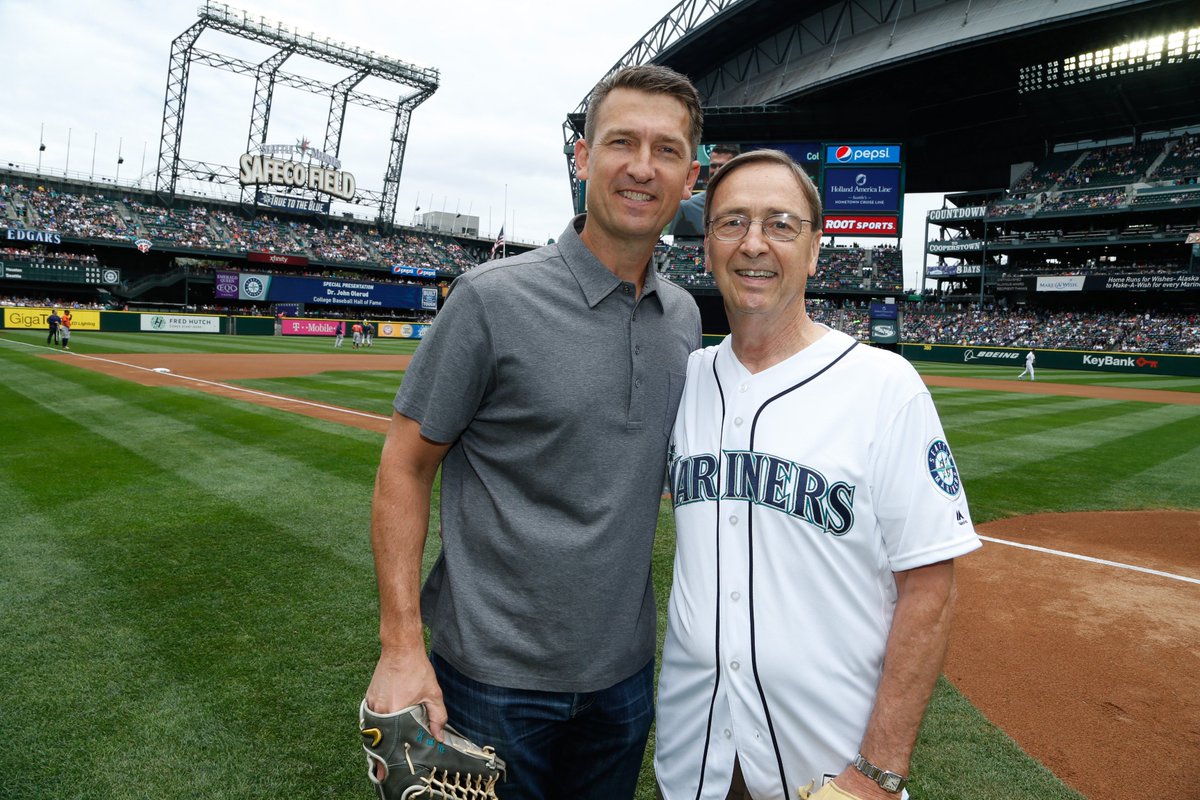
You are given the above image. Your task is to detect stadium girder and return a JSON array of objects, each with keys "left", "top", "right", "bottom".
[{"left": 154, "top": 1, "right": 438, "bottom": 229}]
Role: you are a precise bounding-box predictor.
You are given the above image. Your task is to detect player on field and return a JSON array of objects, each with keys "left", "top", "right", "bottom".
[
  {"left": 1018, "top": 349, "right": 1036, "bottom": 380},
  {"left": 655, "top": 149, "right": 982, "bottom": 800}
]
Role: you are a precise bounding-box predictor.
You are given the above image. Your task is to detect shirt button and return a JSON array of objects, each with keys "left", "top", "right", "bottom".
[
  {"left": 634, "top": 345, "right": 641, "bottom": 355},
  {"left": 731, "top": 591, "right": 741, "bottom": 601},
  {"left": 634, "top": 378, "right": 642, "bottom": 388},
  {"left": 728, "top": 515, "right": 738, "bottom": 525},
  {"left": 730, "top": 661, "right": 740, "bottom": 671},
  {"left": 734, "top": 417, "right": 743, "bottom": 426},
  {"left": 724, "top": 729, "right": 732, "bottom": 739},
  {"left": 739, "top": 384, "right": 749, "bottom": 393}
]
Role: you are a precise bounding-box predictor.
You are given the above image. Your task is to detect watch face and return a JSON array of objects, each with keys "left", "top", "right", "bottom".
[{"left": 881, "top": 773, "right": 903, "bottom": 792}]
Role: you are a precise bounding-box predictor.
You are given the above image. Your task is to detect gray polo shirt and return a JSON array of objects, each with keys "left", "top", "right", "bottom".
[{"left": 394, "top": 215, "right": 701, "bottom": 692}]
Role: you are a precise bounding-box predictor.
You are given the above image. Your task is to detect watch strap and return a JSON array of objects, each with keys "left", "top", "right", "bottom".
[{"left": 852, "top": 753, "right": 907, "bottom": 793}]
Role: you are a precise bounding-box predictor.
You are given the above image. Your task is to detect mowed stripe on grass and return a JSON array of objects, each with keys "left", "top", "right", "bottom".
[{"left": 5, "top": 336, "right": 1196, "bottom": 799}]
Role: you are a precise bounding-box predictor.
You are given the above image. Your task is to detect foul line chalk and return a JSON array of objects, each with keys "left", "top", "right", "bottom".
[
  {"left": 979, "top": 535, "right": 1200, "bottom": 585},
  {"left": 1, "top": 337, "right": 390, "bottom": 424},
  {"left": 80, "top": 352, "right": 392, "bottom": 423}
]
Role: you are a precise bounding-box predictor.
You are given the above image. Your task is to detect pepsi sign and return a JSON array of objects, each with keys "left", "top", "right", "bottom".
[{"left": 826, "top": 144, "right": 901, "bottom": 164}]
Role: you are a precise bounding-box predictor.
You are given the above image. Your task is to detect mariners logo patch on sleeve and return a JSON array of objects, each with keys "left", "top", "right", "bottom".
[{"left": 926, "top": 438, "right": 962, "bottom": 497}]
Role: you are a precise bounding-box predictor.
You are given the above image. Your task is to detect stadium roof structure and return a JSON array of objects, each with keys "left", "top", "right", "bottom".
[{"left": 565, "top": 0, "right": 1200, "bottom": 201}]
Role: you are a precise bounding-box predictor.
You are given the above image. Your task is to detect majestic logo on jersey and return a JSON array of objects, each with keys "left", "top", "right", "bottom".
[
  {"left": 669, "top": 450, "right": 856, "bottom": 535},
  {"left": 926, "top": 438, "right": 962, "bottom": 497}
]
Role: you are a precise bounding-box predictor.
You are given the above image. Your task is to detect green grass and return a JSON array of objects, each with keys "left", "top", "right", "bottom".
[
  {"left": 912, "top": 359, "right": 1200, "bottom": 392},
  {"left": 4, "top": 332, "right": 1197, "bottom": 799}
]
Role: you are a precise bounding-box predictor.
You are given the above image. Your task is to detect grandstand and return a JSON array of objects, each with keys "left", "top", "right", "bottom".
[
  {"left": 565, "top": 0, "right": 1200, "bottom": 355},
  {"left": 3, "top": 0, "right": 1198, "bottom": 357},
  {"left": 0, "top": 170, "right": 510, "bottom": 316}
]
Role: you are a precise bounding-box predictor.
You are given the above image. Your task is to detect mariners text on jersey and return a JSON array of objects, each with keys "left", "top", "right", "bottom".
[{"left": 670, "top": 449, "right": 856, "bottom": 535}]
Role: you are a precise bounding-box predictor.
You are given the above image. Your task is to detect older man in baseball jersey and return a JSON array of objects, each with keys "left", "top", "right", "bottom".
[
  {"left": 655, "top": 150, "right": 981, "bottom": 800},
  {"left": 366, "top": 64, "right": 703, "bottom": 800}
]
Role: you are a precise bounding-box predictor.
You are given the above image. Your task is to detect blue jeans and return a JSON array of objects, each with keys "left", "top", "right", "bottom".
[{"left": 431, "top": 651, "right": 654, "bottom": 800}]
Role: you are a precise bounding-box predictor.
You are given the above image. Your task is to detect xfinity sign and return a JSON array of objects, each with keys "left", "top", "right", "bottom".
[{"left": 826, "top": 144, "right": 901, "bottom": 164}]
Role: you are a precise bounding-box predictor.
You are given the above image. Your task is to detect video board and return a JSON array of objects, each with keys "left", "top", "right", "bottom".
[
  {"left": 819, "top": 144, "right": 903, "bottom": 237},
  {"left": 672, "top": 142, "right": 904, "bottom": 238}
]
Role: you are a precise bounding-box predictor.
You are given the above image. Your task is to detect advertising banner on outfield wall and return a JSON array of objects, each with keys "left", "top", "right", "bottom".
[
  {"left": 3, "top": 307, "right": 102, "bottom": 330},
  {"left": 901, "top": 343, "right": 1200, "bottom": 377},
  {"left": 139, "top": 314, "right": 222, "bottom": 333},
  {"left": 279, "top": 318, "right": 430, "bottom": 338},
  {"left": 379, "top": 322, "right": 430, "bottom": 340},
  {"left": 282, "top": 319, "right": 340, "bottom": 336}
]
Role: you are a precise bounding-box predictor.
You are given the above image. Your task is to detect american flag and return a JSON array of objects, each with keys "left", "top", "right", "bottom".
[{"left": 490, "top": 226, "right": 505, "bottom": 258}]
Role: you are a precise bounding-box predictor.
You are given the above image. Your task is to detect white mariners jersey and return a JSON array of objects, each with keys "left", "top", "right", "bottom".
[{"left": 655, "top": 328, "right": 981, "bottom": 800}]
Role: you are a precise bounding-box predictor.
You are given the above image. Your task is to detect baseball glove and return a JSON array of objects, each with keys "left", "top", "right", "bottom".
[{"left": 359, "top": 699, "right": 506, "bottom": 799}]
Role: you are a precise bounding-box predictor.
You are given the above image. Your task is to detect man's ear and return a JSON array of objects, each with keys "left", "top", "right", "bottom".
[
  {"left": 682, "top": 160, "right": 701, "bottom": 200},
  {"left": 574, "top": 138, "right": 590, "bottom": 182}
]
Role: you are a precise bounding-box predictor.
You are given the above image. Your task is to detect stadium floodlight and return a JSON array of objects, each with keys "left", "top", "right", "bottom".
[{"left": 1024, "top": 25, "right": 1200, "bottom": 93}]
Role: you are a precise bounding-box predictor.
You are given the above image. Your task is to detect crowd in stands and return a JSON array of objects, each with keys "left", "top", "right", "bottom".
[
  {"left": 655, "top": 241, "right": 904, "bottom": 293},
  {"left": 1058, "top": 141, "right": 1161, "bottom": 190},
  {"left": 993, "top": 133, "right": 1200, "bottom": 218},
  {"left": 0, "top": 183, "right": 481, "bottom": 274},
  {"left": 0, "top": 294, "right": 105, "bottom": 309},
  {"left": 23, "top": 189, "right": 138, "bottom": 242},
  {"left": 0, "top": 246, "right": 98, "bottom": 264},
  {"left": 1040, "top": 188, "right": 1127, "bottom": 213},
  {"left": 1002, "top": 257, "right": 1186, "bottom": 276},
  {"left": 1132, "top": 188, "right": 1200, "bottom": 207},
  {"left": 3, "top": 289, "right": 1195, "bottom": 354},
  {"left": 900, "top": 304, "right": 1199, "bottom": 353},
  {"left": 1148, "top": 134, "right": 1200, "bottom": 183}
]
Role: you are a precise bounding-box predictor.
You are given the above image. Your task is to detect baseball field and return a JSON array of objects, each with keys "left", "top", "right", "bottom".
[{"left": 1, "top": 328, "right": 1196, "bottom": 800}]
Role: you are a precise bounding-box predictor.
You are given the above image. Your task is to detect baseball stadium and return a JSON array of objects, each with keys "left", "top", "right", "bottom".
[{"left": 1, "top": 1, "right": 1197, "bottom": 799}]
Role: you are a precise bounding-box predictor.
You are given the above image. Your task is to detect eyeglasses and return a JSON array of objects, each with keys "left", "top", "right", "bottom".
[{"left": 707, "top": 213, "right": 814, "bottom": 242}]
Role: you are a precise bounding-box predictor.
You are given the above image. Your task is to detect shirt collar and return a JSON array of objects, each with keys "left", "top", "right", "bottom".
[{"left": 558, "top": 214, "right": 662, "bottom": 309}]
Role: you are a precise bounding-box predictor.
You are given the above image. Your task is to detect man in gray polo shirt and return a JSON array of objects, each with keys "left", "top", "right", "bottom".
[{"left": 364, "top": 64, "right": 703, "bottom": 800}]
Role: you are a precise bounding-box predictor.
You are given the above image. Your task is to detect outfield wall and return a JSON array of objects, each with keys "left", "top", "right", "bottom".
[
  {"left": 0, "top": 308, "right": 427, "bottom": 337},
  {"left": 900, "top": 343, "right": 1200, "bottom": 377},
  {"left": 698, "top": 334, "right": 1200, "bottom": 376}
]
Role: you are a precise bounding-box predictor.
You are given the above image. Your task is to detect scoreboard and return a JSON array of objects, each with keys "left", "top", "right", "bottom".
[
  {"left": 0, "top": 259, "right": 120, "bottom": 285},
  {"left": 716, "top": 142, "right": 905, "bottom": 238}
]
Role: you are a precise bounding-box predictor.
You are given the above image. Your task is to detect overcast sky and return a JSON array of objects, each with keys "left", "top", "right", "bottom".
[{"left": 0, "top": 0, "right": 944, "bottom": 289}]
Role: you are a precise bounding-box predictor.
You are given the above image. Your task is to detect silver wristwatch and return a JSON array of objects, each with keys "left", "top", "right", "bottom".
[{"left": 853, "top": 753, "right": 907, "bottom": 793}]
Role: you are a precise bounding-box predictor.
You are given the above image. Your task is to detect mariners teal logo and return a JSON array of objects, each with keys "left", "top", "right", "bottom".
[
  {"left": 926, "top": 438, "right": 961, "bottom": 496},
  {"left": 243, "top": 277, "right": 265, "bottom": 298}
]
